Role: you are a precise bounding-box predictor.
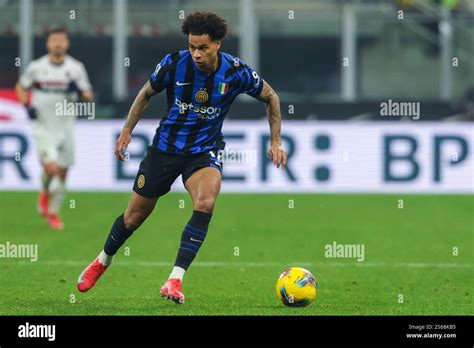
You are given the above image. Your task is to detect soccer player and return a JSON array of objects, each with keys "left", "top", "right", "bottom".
[
  {"left": 16, "top": 28, "right": 93, "bottom": 230},
  {"left": 77, "top": 12, "right": 287, "bottom": 303}
]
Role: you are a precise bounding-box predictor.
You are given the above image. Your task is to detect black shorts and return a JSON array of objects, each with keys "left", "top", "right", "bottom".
[{"left": 132, "top": 146, "right": 223, "bottom": 198}]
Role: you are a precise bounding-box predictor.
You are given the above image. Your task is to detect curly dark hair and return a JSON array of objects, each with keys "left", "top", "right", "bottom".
[{"left": 181, "top": 12, "right": 227, "bottom": 41}]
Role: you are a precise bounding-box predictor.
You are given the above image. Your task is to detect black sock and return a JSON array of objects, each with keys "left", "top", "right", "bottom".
[
  {"left": 103, "top": 214, "right": 136, "bottom": 256},
  {"left": 174, "top": 210, "right": 213, "bottom": 270}
]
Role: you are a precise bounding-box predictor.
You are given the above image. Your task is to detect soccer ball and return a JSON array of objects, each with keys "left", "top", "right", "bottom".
[{"left": 276, "top": 267, "right": 318, "bottom": 307}]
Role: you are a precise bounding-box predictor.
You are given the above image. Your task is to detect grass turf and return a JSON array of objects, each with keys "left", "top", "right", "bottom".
[{"left": 0, "top": 192, "right": 472, "bottom": 315}]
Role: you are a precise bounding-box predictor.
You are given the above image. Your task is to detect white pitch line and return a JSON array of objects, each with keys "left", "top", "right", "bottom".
[{"left": 13, "top": 260, "right": 474, "bottom": 268}]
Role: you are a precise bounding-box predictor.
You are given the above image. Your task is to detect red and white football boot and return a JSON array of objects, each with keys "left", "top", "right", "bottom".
[
  {"left": 160, "top": 278, "right": 185, "bottom": 304},
  {"left": 46, "top": 213, "right": 64, "bottom": 230},
  {"left": 77, "top": 258, "right": 109, "bottom": 292}
]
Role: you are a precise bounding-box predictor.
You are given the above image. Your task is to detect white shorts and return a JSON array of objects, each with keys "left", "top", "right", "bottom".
[{"left": 32, "top": 122, "right": 74, "bottom": 168}]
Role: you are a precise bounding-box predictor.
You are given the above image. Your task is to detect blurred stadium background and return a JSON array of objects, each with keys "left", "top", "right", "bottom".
[
  {"left": 0, "top": 0, "right": 472, "bottom": 315},
  {"left": 0, "top": 0, "right": 473, "bottom": 120},
  {"left": 0, "top": 0, "right": 473, "bottom": 193}
]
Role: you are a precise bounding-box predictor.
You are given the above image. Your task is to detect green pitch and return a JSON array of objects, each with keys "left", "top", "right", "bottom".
[{"left": 0, "top": 192, "right": 472, "bottom": 315}]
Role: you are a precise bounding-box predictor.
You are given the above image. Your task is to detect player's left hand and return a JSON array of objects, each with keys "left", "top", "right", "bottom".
[
  {"left": 114, "top": 131, "right": 132, "bottom": 161},
  {"left": 268, "top": 143, "right": 287, "bottom": 169}
]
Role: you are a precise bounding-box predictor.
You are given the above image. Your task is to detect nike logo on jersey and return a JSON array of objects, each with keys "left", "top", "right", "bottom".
[
  {"left": 176, "top": 81, "right": 191, "bottom": 86},
  {"left": 190, "top": 237, "right": 203, "bottom": 243}
]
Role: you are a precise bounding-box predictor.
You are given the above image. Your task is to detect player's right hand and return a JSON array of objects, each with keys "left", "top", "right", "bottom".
[{"left": 114, "top": 131, "right": 132, "bottom": 161}]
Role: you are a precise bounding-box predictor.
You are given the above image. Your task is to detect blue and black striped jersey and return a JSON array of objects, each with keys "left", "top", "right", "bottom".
[{"left": 149, "top": 50, "right": 264, "bottom": 154}]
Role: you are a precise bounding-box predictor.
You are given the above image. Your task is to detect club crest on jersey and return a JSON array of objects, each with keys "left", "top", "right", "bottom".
[
  {"left": 137, "top": 174, "right": 145, "bottom": 189},
  {"left": 195, "top": 89, "right": 209, "bottom": 103},
  {"left": 218, "top": 82, "right": 229, "bottom": 95}
]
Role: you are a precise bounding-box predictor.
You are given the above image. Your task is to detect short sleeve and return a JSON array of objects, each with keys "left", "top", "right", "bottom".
[
  {"left": 149, "top": 54, "right": 173, "bottom": 93},
  {"left": 239, "top": 62, "right": 264, "bottom": 98},
  {"left": 76, "top": 63, "right": 92, "bottom": 91},
  {"left": 19, "top": 62, "right": 36, "bottom": 89}
]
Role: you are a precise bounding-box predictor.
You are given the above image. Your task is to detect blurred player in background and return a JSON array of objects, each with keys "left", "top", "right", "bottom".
[
  {"left": 16, "top": 28, "right": 93, "bottom": 230},
  {"left": 77, "top": 12, "right": 286, "bottom": 304}
]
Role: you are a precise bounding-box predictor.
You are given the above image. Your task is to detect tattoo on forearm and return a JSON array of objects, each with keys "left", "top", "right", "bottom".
[
  {"left": 123, "top": 82, "right": 154, "bottom": 132},
  {"left": 258, "top": 82, "right": 281, "bottom": 144},
  {"left": 267, "top": 103, "right": 281, "bottom": 144}
]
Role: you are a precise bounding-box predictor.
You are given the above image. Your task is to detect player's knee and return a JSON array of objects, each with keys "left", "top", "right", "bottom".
[
  {"left": 43, "top": 163, "right": 58, "bottom": 177},
  {"left": 123, "top": 210, "right": 147, "bottom": 230},
  {"left": 44, "top": 168, "right": 54, "bottom": 177},
  {"left": 194, "top": 197, "right": 215, "bottom": 213}
]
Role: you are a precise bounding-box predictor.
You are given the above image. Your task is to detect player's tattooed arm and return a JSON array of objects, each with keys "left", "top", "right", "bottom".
[
  {"left": 123, "top": 81, "right": 157, "bottom": 131},
  {"left": 115, "top": 81, "right": 157, "bottom": 161},
  {"left": 256, "top": 81, "right": 287, "bottom": 169}
]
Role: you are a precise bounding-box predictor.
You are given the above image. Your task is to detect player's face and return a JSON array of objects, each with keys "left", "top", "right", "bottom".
[
  {"left": 46, "top": 33, "right": 69, "bottom": 57},
  {"left": 188, "top": 34, "right": 221, "bottom": 71}
]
